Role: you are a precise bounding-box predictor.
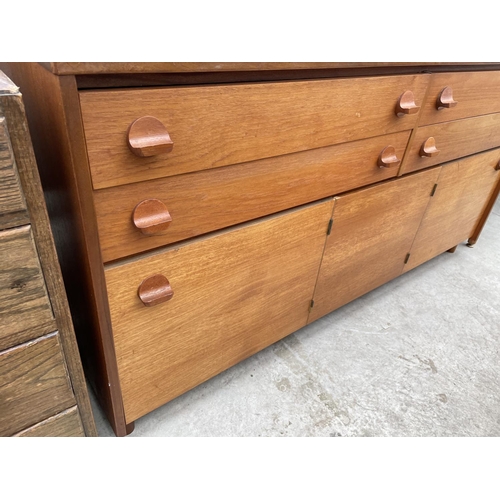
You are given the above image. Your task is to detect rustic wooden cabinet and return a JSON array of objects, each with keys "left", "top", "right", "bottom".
[
  {"left": 2, "top": 63, "right": 499, "bottom": 436},
  {"left": 0, "top": 71, "right": 96, "bottom": 437}
]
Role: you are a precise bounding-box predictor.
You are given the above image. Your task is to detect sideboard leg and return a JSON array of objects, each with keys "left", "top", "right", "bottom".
[
  {"left": 447, "top": 245, "right": 458, "bottom": 253},
  {"left": 125, "top": 422, "right": 135, "bottom": 436}
]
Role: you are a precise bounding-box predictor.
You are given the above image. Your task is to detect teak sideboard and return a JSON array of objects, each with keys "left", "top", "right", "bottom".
[{"left": 2, "top": 62, "right": 499, "bottom": 436}]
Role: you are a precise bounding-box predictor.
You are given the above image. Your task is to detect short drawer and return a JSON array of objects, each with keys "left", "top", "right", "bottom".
[
  {"left": 0, "top": 117, "right": 28, "bottom": 229},
  {"left": 14, "top": 406, "right": 84, "bottom": 437},
  {"left": 80, "top": 74, "right": 430, "bottom": 189},
  {"left": 95, "top": 131, "right": 410, "bottom": 262},
  {"left": 419, "top": 71, "right": 500, "bottom": 126},
  {"left": 0, "top": 332, "right": 76, "bottom": 436},
  {"left": 0, "top": 225, "right": 55, "bottom": 350},
  {"left": 400, "top": 113, "right": 500, "bottom": 175},
  {"left": 105, "top": 199, "right": 334, "bottom": 423}
]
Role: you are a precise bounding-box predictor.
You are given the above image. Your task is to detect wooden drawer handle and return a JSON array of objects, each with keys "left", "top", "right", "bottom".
[
  {"left": 437, "top": 86, "right": 458, "bottom": 110},
  {"left": 138, "top": 275, "right": 174, "bottom": 307},
  {"left": 133, "top": 199, "right": 172, "bottom": 235},
  {"left": 396, "top": 90, "right": 420, "bottom": 117},
  {"left": 495, "top": 160, "right": 500, "bottom": 171},
  {"left": 127, "top": 116, "right": 174, "bottom": 157},
  {"left": 377, "top": 146, "right": 401, "bottom": 169},
  {"left": 420, "top": 137, "right": 440, "bottom": 158}
]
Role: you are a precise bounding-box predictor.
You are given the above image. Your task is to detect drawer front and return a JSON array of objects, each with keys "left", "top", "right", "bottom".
[
  {"left": 14, "top": 406, "right": 84, "bottom": 437},
  {"left": 0, "top": 332, "right": 76, "bottom": 436},
  {"left": 95, "top": 131, "right": 410, "bottom": 262},
  {"left": 419, "top": 71, "right": 500, "bottom": 126},
  {"left": 105, "top": 200, "right": 334, "bottom": 422},
  {"left": 80, "top": 74, "right": 429, "bottom": 189},
  {"left": 400, "top": 113, "right": 500, "bottom": 175},
  {"left": 0, "top": 225, "right": 55, "bottom": 350},
  {"left": 0, "top": 117, "right": 28, "bottom": 229},
  {"left": 404, "top": 149, "right": 500, "bottom": 272}
]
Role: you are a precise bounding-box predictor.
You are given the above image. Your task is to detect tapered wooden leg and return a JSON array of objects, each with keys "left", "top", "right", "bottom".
[
  {"left": 125, "top": 422, "right": 135, "bottom": 435},
  {"left": 447, "top": 245, "right": 458, "bottom": 253}
]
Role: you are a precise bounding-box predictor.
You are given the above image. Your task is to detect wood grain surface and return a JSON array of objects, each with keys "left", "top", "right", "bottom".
[
  {"left": 419, "top": 71, "right": 500, "bottom": 125},
  {"left": 0, "top": 117, "right": 28, "bottom": 230},
  {"left": 14, "top": 406, "right": 84, "bottom": 437},
  {"left": 400, "top": 113, "right": 500, "bottom": 174},
  {"left": 95, "top": 131, "right": 410, "bottom": 262},
  {"left": 80, "top": 74, "right": 429, "bottom": 189},
  {"left": 0, "top": 225, "right": 55, "bottom": 350},
  {"left": 404, "top": 149, "right": 500, "bottom": 272},
  {"left": 105, "top": 200, "right": 334, "bottom": 423},
  {"left": 309, "top": 168, "right": 441, "bottom": 323},
  {"left": 0, "top": 332, "right": 75, "bottom": 436}
]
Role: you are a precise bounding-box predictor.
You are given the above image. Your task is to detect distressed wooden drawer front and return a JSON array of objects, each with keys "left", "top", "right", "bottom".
[
  {"left": 404, "top": 149, "right": 500, "bottom": 272},
  {"left": 400, "top": 113, "right": 500, "bottom": 174},
  {"left": 0, "top": 225, "right": 55, "bottom": 350},
  {"left": 105, "top": 200, "right": 334, "bottom": 423},
  {"left": 419, "top": 71, "right": 500, "bottom": 126},
  {"left": 0, "top": 332, "right": 75, "bottom": 436},
  {"left": 0, "top": 117, "right": 28, "bottom": 229},
  {"left": 95, "top": 131, "right": 410, "bottom": 262},
  {"left": 14, "top": 406, "right": 84, "bottom": 437},
  {"left": 80, "top": 74, "right": 429, "bottom": 189}
]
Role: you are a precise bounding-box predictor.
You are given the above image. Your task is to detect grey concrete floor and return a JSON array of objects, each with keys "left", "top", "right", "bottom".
[{"left": 90, "top": 197, "right": 500, "bottom": 437}]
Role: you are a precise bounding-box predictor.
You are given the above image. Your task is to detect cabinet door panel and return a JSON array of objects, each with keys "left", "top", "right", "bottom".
[
  {"left": 404, "top": 149, "right": 500, "bottom": 272},
  {"left": 309, "top": 169, "right": 440, "bottom": 323},
  {"left": 105, "top": 200, "right": 334, "bottom": 423}
]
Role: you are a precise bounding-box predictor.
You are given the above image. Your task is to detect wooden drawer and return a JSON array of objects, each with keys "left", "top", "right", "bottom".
[
  {"left": 400, "top": 113, "right": 500, "bottom": 174},
  {"left": 95, "top": 131, "right": 410, "bottom": 262},
  {"left": 14, "top": 406, "right": 84, "bottom": 437},
  {"left": 80, "top": 74, "right": 429, "bottom": 189},
  {"left": 105, "top": 199, "right": 334, "bottom": 423},
  {"left": 419, "top": 71, "right": 500, "bottom": 126},
  {"left": 0, "top": 225, "right": 55, "bottom": 350},
  {"left": 0, "top": 117, "right": 28, "bottom": 229},
  {"left": 0, "top": 332, "right": 76, "bottom": 436}
]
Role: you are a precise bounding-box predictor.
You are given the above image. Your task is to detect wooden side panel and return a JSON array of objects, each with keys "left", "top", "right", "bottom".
[
  {"left": 309, "top": 168, "right": 441, "bottom": 323},
  {"left": 419, "top": 71, "right": 500, "bottom": 125},
  {"left": 404, "top": 150, "right": 500, "bottom": 272},
  {"left": 105, "top": 200, "right": 334, "bottom": 423},
  {"left": 0, "top": 333, "right": 75, "bottom": 436},
  {"left": 0, "top": 226, "right": 55, "bottom": 350},
  {"left": 95, "top": 131, "right": 410, "bottom": 262},
  {"left": 80, "top": 74, "right": 429, "bottom": 189},
  {"left": 0, "top": 117, "right": 28, "bottom": 229},
  {"left": 400, "top": 113, "right": 500, "bottom": 174},
  {"left": 15, "top": 406, "right": 84, "bottom": 437}
]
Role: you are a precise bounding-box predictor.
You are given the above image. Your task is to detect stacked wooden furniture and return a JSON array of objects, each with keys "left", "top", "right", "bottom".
[
  {"left": 2, "top": 63, "right": 499, "bottom": 437},
  {"left": 0, "top": 71, "right": 96, "bottom": 437}
]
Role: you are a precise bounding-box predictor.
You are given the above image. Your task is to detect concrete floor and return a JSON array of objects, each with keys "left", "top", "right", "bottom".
[{"left": 90, "top": 197, "right": 500, "bottom": 437}]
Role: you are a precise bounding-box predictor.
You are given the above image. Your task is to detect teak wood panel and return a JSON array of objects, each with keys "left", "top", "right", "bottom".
[
  {"left": 80, "top": 74, "right": 429, "bottom": 189},
  {"left": 404, "top": 149, "right": 500, "bottom": 272},
  {"left": 0, "top": 117, "right": 28, "bottom": 229},
  {"left": 105, "top": 200, "right": 334, "bottom": 423},
  {"left": 309, "top": 168, "right": 441, "bottom": 323},
  {"left": 0, "top": 332, "right": 75, "bottom": 436},
  {"left": 95, "top": 131, "right": 410, "bottom": 262},
  {"left": 0, "top": 225, "right": 55, "bottom": 350},
  {"left": 14, "top": 406, "right": 84, "bottom": 437},
  {"left": 419, "top": 71, "right": 500, "bottom": 126},
  {"left": 400, "top": 113, "right": 500, "bottom": 174}
]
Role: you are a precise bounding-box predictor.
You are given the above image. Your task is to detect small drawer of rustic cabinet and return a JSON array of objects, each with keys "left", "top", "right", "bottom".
[{"left": 80, "top": 74, "right": 429, "bottom": 189}]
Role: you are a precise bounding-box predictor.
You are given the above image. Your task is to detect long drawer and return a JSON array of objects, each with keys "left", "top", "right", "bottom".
[
  {"left": 105, "top": 199, "right": 334, "bottom": 423},
  {"left": 80, "top": 74, "right": 429, "bottom": 189},
  {"left": 400, "top": 113, "right": 500, "bottom": 174},
  {"left": 95, "top": 131, "right": 410, "bottom": 262}
]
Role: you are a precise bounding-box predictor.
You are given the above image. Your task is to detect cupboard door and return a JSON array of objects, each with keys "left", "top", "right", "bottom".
[
  {"left": 309, "top": 169, "right": 440, "bottom": 323},
  {"left": 404, "top": 149, "right": 500, "bottom": 273},
  {"left": 105, "top": 199, "right": 334, "bottom": 423}
]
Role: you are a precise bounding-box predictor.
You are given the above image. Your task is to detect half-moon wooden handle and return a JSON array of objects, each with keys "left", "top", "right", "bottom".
[
  {"left": 133, "top": 199, "right": 172, "bottom": 235},
  {"left": 377, "top": 146, "right": 401, "bottom": 168},
  {"left": 437, "top": 86, "right": 458, "bottom": 110},
  {"left": 396, "top": 90, "right": 420, "bottom": 117},
  {"left": 127, "top": 116, "right": 174, "bottom": 157},
  {"left": 138, "top": 275, "right": 174, "bottom": 307},
  {"left": 420, "top": 137, "right": 440, "bottom": 157}
]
